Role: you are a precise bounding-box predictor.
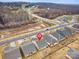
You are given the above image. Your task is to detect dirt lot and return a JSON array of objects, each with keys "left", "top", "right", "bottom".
[{"left": 0, "top": 22, "right": 49, "bottom": 39}]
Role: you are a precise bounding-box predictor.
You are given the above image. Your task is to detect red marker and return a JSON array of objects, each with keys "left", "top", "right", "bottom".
[{"left": 37, "top": 32, "right": 42, "bottom": 41}]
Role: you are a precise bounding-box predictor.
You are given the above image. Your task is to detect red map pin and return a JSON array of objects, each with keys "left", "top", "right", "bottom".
[{"left": 37, "top": 32, "right": 43, "bottom": 41}]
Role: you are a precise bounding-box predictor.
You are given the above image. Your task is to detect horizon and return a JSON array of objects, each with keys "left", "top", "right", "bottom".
[{"left": 0, "top": 0, "right": 79, "bottom": 5}]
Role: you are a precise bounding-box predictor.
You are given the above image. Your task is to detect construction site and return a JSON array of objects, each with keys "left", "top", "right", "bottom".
[{"left": 0, "top": 3, "right": 79, "bottom": 59}]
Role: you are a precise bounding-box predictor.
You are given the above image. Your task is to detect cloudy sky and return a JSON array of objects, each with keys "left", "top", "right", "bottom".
[{"left": 0, "top": 0, "right": 79, "bottom": 4}]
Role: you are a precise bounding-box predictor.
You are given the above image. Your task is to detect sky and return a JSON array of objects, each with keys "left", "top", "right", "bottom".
[{"left": 0, "top": 0, "right": 79, "bottom": 4}]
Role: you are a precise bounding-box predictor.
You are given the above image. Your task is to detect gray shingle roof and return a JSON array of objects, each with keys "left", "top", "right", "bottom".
[
  {"left": 35, "top": 37, "right": 48, "bottom": 50},
  {"left": 3, "top": 47, "right": 21, "bottom": 59},
  {"left": 64, "top": 27, "right": 73, "bottom": 35},
  {"left": 51, "top": 31, "right": 64, "bottom": 41},
  {"left": 67, "top": 48, "right": 79, "bottom": 59},
  {"left": 72, "top": 24, "right": 79, "bottom": 29},
  {"left": 20, "top": 42, "right": 37, "bottom": 57},
  {"left": 43, "top": 35, "right": 57, "bottom": 45},
  {"left": 56, "top": 30, "right": 65, "bottom": 37},
  {"left": 56, "top": 27, "right": 73, "bottom": 38}
]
